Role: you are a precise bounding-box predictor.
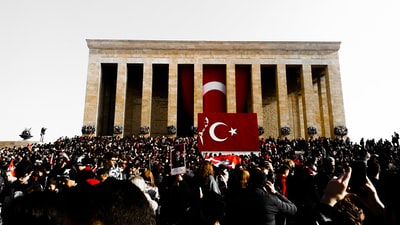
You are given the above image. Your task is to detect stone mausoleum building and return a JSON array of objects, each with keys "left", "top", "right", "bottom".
[{"left": 82, "top": 39, "right": 346, "bottom": 139}]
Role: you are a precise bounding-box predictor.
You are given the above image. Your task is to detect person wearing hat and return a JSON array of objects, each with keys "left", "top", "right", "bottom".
[
  {"left": 1, "top": 159, "right": 40, "bottom": 220},
  {"left": 74, "top": 155, "right": 98, "bottom": 186},
  {"left": 12, "top": 159, "right": 39, "bottom": 196},
  {"left": 60, "top": 168, "right": 78, "bottom": 189}
]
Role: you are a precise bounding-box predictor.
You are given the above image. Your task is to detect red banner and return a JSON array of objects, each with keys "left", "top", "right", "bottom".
[
  {"left": 7, "top": 159, "right": 16, "bottom": 177},
  {"left": 205, "top": 155, "right": 242, "bottom": 169},
  {"left": 179, "top": 65, "right": 194, "bottom": 117},
  {"left": 235, "top": 65, "right": 250, "bottom": 113},
  {"left": 203, "top": 65, "right": 226, "bottom": 112},
  {"left": 198, "top": 113, "right": 259, "bottom": 152}
]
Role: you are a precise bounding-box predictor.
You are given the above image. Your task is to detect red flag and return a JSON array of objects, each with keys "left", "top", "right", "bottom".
[
  {"left": 198, "top": 113, "right": 259, "bottom": 152},
  {"left": 205, "top": 155, "right": 242, "bottom": 169},
  {"left": 49, "top": 153, "right": 54, "bottom": 169},
  {"left": 203, "top": 65, "right": 226, "bottom": 112},
  {"left": 86, "top": 178, "right": 100, "bottom": 186},
  {"left": 8, "top": 159, "right": 16, "bottom": 177}
]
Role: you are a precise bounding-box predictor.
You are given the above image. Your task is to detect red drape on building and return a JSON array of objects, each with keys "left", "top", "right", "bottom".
[
  {"left": 179, "top": 65, "right": 194, "bottom": 117},
  {"left": 203, "top": 65, "right": 226, "bottom": 113},
  {"left": 235, "top": 66, "right": 250, "bottom": 113}
]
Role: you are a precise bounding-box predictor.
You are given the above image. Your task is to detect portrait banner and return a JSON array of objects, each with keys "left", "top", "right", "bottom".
[{"left": 170, "top": 143, "right": 186, "bottom": 175}]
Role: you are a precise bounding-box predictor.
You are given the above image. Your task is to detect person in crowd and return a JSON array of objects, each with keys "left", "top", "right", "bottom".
[
  {"left": 143, "top": 168, "right": 161, "bottom": 204},
  {"left": 192, "top": 160, "right": 224, "bottom": 225},
  {"left": 59, "top": 167, "right": 78, "bottom": 189},
  {"left": 275, "top": 163, "right": 291, "bottom": 197},
  {"left": 0, "top": 168, "right": 18, "bottom": 206},
  {"left": 283, "top": 158, "right": 296, "bottom": 176},
  {"left": 131, "top": 175, "right": 159, "bottom": 214},
  {"left": 12, "top": 159, "right": 40, "bottom": 196},
  {"left": 316, "top": 166, "right": 360, "bottom": 225},
  {"left": 274, "top": 162, "right": 292, "bottom": 225},
  {"left": 158, "top": 173, "right": 195, "bottom": 225},
  {"left": 45, "top": 176, "right": 59, "bottom": 193},
  {"left": 96, "top": 167, "right": 116, "bottom": 183},
  {"left": 31, "top": 160, "right": 47, "bottom": 189},
  {"left": 366, "top": 157, "right": 383, "bottom": 200},
  {"left": 47, "top": 151, "right": 71, "bottom": 186},
  {"left": 195, "top": 160, "right": 221, "bottom": 195},
  {"left": 262, "top": 160, "right": 276, "bottom": 184},
  {"left": 1, "top": 189, "right": 62, "bottom": 225},
  {"left": 315, "top": 156, "right": 337, "bottom": 198},
  {"left": 74, "top": 154, "right": 96, "bottom": 185},
  {"left": 276, "top": 158, "right": 296, "bottom": 196},
  {"left": 315, "top": 166, "right": 386, "bottom": 225},
  {"left": 4, "top": 168, "right": 17, "bottom": 184},
  {"left": 243, "top": 167, "right": 297, "bottom": 225},
  {"left": 61, "top": 179, "right": 157, "bottom": 225},
  {"left": 103, "top": 152, "right": 124, "bottom": 180},
  {"left": 286, "top": 156, "right": 320, "bottom": 225},
  {"left": 226, "top": 166, "right": 250, "bottom": 192},
  {"left": 224, "top": 166, "right": 251, "bottom": 225},
  {"left": 215, "top": 164, "right": 229, "bottom": 198}
]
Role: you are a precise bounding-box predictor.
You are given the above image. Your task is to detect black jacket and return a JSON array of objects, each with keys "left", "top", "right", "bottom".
[{"left": 244, "top": 187, "right": 297, "bottom": 225}]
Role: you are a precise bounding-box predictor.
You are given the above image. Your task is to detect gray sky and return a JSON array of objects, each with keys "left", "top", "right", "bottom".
[{"left": 1, "top": 0, "right": 399, "bottom": 143}]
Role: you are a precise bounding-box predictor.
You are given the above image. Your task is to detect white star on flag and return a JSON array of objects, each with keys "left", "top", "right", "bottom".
[{"left": 229, "top": 127, "right": 237, "bottom": 136}]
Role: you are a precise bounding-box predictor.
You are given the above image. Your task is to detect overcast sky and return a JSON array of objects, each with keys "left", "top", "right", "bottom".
[{"left": 1, "top": 0, "right": 399, "bottom": 143}]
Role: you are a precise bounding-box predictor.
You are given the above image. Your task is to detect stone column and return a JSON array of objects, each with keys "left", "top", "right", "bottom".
[
  {"left": 141, "top": 62, "right": 153, "bottom": 136},
  {"left": 83, "top": 61, "right": 100, "bottom": 133},
  {"left": 301, "top": 64, "right": 316, "bottom": 138},
  {"left": 326, "top": 60, "right": 346, "bottom": 137},
  {"left": 276, "top": 64, "right": 290, "bottom": 134},
  {"left": 317, "top": 75, "right": 329, "bottom": 137},
  {"left": 226, "top": 63, "right": 236, "bottom": 113},
  {"left": 193, "top": 63, "right": 203, "bottom": 129},
  {"left": 113, "top": 63, "right": 127, "bottom": 137},
  {"left": 251, "top": 64, "right": 263, "bottom": 128},
  {"left": 167, "top": 62, "right": 178, "bottom": 136}
]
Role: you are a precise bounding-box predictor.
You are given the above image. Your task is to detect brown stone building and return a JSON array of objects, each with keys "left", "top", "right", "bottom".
[{"left": 82, "top": 39, "right": 346, "bottom": 139}]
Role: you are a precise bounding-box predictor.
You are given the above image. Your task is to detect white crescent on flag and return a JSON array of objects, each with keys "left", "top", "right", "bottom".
[
  {"left": 209, "top": 122, "right": 228, "bottom": 142},
  {"left": 203, "top": 81, "right": 226, "bottom": 96},
  {"left": 208, "top": 121, "right": 237, "bottom": 143}
]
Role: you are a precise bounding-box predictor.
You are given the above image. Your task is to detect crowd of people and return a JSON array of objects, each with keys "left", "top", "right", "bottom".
[{"left": 0, "top": 133, "right": 399, "bottom": 225}]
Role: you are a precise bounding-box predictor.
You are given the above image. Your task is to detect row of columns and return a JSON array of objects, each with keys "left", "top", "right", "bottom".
[{"left": 85, "top": 61, "right": 343, "bottom": 138}]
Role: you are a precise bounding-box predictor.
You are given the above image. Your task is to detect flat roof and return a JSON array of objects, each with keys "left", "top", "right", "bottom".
[{"left": 86, "top": 39, "right": 341, "bottom": 52}]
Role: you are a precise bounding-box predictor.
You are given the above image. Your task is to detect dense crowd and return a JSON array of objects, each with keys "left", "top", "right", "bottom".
[{"left": 0, "top": 133, "right": 400, "bottom": 225}]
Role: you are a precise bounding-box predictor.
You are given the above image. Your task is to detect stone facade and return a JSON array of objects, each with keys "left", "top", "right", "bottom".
[{"left": 83, "top": 40, "right": 346, "bottom": 139}]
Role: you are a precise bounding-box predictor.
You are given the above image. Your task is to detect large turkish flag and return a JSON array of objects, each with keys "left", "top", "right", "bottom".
[{"left": 197, "top": 113, "right": 260, "bottom": 152}]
